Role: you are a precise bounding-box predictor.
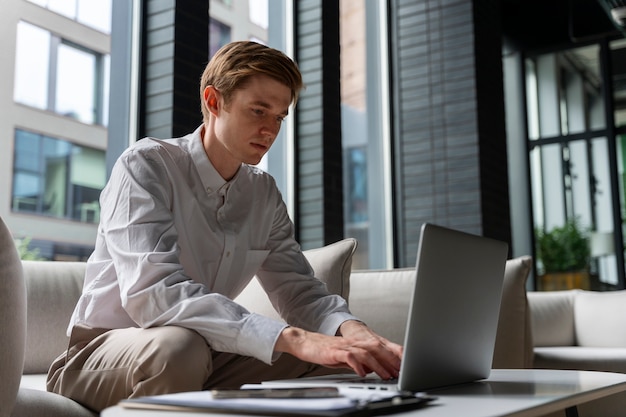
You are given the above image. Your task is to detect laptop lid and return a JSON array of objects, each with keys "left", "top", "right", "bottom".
[{"left": 397, "top": 223, "right": 508, "bottom": 391}]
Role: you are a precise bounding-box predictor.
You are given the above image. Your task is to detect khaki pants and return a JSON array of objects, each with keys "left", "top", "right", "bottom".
[{"left": 47, "top": 325, "right": 338, "bottom": 412}]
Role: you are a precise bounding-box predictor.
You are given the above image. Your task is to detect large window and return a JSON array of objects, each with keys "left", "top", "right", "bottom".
[
  {"left": 12, "top": 129, "right": 106, "bottom": 224},
  {"left": 209, "top": 17, "right": 231, "bottom": 58},
  {"left": 340, "top": 0, "right": 392, "bottom": 269},
  {"left": 527, "top": 44, "right": 622, "bottom": 289},
  {"left": 14, "top": 21, "right": 110, "bottom": 125}
]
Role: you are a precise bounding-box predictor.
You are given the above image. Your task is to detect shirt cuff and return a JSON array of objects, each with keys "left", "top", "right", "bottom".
[
  {"left": 237, "top": 313, "right": 289, "bottom": 365},
  {"left": 318, "top": 312, "right": 360, "bottom": 337}
]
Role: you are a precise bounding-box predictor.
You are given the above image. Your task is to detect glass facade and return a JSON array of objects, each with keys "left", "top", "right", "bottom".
[
  {"left": 14, "top": 21, "right": 110, "bottom": 125},
  {"left": 12, "top": 129, "right": 106, "bottom": 224},
  {"left": 527, "top": 43, "right": 624, "bottom": 289}
]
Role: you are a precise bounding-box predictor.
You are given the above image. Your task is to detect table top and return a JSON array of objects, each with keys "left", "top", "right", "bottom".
[{"left": 102, "top": 369, "right": 626, "bottom": 417}]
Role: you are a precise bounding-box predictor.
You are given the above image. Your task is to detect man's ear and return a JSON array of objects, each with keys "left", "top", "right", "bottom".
[{"left": 203, "top": 86, "right": 220, "bottom": 116}]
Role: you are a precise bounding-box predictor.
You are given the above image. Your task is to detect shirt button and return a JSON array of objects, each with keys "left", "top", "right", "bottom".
[{"left": 226, "top": 251, "right": 231, "bottom": 257}]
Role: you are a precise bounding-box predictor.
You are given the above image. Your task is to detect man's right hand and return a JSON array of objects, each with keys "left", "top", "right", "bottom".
[{"left": 274, "top": 325, "right": 402, "bottom": 380}]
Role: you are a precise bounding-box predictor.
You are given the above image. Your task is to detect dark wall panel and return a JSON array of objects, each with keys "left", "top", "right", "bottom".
[
  {"left": 141, "top": 0, "right": 208, "bottom": 139},
  {"left": 390, "top": 0, "right": 511, "bottom": 266}
]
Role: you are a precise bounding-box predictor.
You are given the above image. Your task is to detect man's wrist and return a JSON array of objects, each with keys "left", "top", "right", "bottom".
[
  {"left": 275, "top": 326, "right": 306, "bottom": 353},
  {"left": 337, "top": 319, "right": 366, "bottom": 336}
]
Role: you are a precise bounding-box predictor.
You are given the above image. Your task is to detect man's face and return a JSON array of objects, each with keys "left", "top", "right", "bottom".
[{"left": 212, "top": 74, "right": 292, "bottom": 167}]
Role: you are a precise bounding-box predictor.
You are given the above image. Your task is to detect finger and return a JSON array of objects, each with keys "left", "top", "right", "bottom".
[
  {"left": 364, "top": 343, "right": 402, "bottom": 379},
  {"left": 347, "top": 348, "right": 396, "bottom": 380}
]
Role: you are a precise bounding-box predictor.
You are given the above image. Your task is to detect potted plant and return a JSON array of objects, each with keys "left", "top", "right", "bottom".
[{"left": 535, "top": 218, "right": 590, "bottom": 290}]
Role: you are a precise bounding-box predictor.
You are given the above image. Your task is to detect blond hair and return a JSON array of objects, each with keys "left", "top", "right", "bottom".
[{"left": 200, "top": 41, "right": 304, "bottom": 123}]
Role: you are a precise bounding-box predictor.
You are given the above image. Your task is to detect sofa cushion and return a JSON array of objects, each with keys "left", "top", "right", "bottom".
[
  {"left": 575, "top": 290, "right": 626, "bottom": 348},
  {"left": 493, "top": 255, "right": 534, "bottom": 369},
  {"left": 528, "top": 290, "right": 576, "bottom": 347},
  {"left": 235, "top": 238, "right": 357, "bottom": 321},
  {"left": 12, "top": 388, "right": 96, "bottom": 417},
  {"left": 22, "top": 261, "right": 86, "bottom": 374},
  {"left": 0, "top": 216, "right": 27, "bottom": 417},
  {"left": 534, "top": 346, "right": 626, "bottom": 373}
]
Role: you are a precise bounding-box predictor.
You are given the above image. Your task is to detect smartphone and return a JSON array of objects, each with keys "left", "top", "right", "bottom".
[{"left": 211, "top": 387, "right": 341, "bottom": 399}]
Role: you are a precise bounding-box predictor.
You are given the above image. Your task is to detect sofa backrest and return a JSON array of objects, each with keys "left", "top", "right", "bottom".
[
  {"left": 349, "top": 256, "right": 534, "bottom": 370},
  {"left": 22, "top": 261, "right": 86, "bottom": 374},
  {"left": 348, "top": 268, "right": 415, "bottom": 345},
  {"left": 492, "top": 255, "right": 534, "bottom": 369},
  {"left": 235, "top": 238, "right": 357, "bottom": 320}
]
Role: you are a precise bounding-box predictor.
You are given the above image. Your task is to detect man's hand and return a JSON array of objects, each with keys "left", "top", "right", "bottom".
[{"left": 274, "top": 320, "right": 403, "bottom": 380}]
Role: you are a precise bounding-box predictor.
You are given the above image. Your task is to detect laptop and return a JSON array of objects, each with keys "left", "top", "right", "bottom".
[{"left": 261, "top": 223, "right": 509, "bottom": 392}]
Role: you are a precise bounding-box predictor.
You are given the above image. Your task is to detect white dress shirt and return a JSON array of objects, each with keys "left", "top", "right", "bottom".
[{"left": 69, "top": 125, "right": 357, "bottom": 365}]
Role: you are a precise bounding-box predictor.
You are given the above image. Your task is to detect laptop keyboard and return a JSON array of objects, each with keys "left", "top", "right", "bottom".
[{"left": 346, "top": 377, "right": 398, "bottom": 385}]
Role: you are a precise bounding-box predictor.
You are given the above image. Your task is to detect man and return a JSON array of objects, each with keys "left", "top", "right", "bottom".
[{"left": 47, "top": 41, "right": 402, "bottom": 412}]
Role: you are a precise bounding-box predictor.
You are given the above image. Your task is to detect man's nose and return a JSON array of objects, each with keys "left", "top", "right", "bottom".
[{"left": 261, "top": 121, "right": 280, "bottom": 137}]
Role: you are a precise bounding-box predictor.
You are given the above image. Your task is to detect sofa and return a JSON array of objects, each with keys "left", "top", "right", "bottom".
[
  {"left": 528, "top": 289, "right": 626, "bottom": 416},
  {"left": 528, "top": 289, "right": 626, "bottom": 372},
  {"left": 2, "top": 213, "right": 537, "bottom": 416}
]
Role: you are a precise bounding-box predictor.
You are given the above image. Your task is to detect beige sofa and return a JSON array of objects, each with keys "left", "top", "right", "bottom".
[
  {"left": 528, "top": 289, "right": 626, "bottom": 372},
  {"left": 2, "top": 214, "right": 537, "bottom": 417},
  {"left": 528, "top": 289, "right": 626, "bottom": 416}
]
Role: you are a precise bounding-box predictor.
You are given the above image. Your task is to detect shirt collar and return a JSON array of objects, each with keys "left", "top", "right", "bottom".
[{"left": 190, "top": 124, "right": 242, "bottom": 194}]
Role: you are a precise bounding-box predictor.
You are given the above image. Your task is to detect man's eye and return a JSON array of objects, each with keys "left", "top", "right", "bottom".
[{"left": 252, "top": 109, "right": 264, "bottom": 116}]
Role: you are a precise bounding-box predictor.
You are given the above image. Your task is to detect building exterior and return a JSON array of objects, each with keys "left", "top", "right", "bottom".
[{"left": 1, "top": 0, "right": 111, "bottom": 260}]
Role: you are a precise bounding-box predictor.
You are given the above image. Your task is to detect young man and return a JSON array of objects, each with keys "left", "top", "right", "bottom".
[{"left": 47, "top": 41, "right": 402, "bottom": 412}]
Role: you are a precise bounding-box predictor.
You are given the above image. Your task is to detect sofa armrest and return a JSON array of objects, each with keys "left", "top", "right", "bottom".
[
  {"left": 0, "top": 216, "right": 27, "bottom": 416},
  {"left": 22, "top": 261, "right": 86, "bottom": 374},
  {"left": 528, "top": 290, "right": 576, "bottom": 347}
]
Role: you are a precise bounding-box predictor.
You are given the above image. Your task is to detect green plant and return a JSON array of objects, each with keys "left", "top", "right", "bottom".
[
  {"left": 535, "top": 218, "right": 590, "bottom": 273},
  {"left": 15, "top": 237, "right": 46, "bottom": 261}
]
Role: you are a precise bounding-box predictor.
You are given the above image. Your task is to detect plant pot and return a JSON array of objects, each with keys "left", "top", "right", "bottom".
[{"left": 539, "top": 271, "right": 590, "bottom": 291}]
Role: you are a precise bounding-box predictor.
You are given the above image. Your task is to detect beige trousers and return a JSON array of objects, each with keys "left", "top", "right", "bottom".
[{"left": 47, "top": 325, "right": 338, "bottom": 412}]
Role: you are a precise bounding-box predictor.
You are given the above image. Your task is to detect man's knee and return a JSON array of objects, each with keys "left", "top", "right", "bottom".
[{"left": 132, "top": 326, "right": 212, "bottom": 395}]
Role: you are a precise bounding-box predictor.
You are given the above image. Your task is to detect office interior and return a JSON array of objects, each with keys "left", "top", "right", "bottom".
[{"left": 2, "top": 0, "right": 626, "bottom": 291}]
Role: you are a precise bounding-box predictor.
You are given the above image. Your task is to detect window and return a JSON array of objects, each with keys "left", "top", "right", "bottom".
[
  {"left": 209, "top": 18, "right": 231, "bottom": 58},
  {"left": 612, "top": 39, "right": 626, "bottom": 129},
  {"left": 14, "top": 21, "right": 110, "bottom": 125},
  {"left": 340, "top": 1, "right": 393, "bottom": 269},
  {"left": 13, "top": 22, "right": 50, "bottom": 109},
  {"left": 12, "top": 129, "right": 106, "bottom": 224},
  {"left": 249, "top": 0, "right": 268, "bottom": 30},
  {"left": 526, "top": 45, "right": 619, "bottom": 288},
  {"left": 27, "top": 0, "right": 112, "bottom": 33}
]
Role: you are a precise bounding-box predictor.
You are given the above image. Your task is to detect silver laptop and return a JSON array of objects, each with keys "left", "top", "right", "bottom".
[{"left": 262, "top": 223, "right": 508, "bottom": 392}]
